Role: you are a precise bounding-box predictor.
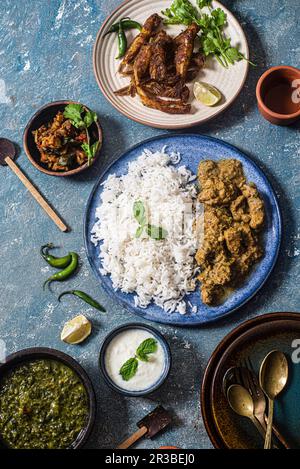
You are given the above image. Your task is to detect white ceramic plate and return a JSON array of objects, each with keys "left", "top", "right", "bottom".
[{"left": 93, "top": 0, "right": 249, "bottom": 129}]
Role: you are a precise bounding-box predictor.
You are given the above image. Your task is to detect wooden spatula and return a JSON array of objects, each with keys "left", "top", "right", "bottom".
[
  {"left": 0, "top": 138, "right": 67, "bottom": 232},
  {"left": 117, "top": 405, "right": 172, "bottom": 449}
]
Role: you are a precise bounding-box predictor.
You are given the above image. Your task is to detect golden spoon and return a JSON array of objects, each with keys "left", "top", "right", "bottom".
[
  {"left": 259, "top": 350, "right": 288, "bottom": 449},
  {"left": 227, "top": 384, "right": 267, "bottom": 439}
]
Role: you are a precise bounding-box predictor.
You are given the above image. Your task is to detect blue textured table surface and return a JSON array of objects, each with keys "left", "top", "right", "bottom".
[{"left": 0, "top": 0, "right": 299, "bottom": 449}]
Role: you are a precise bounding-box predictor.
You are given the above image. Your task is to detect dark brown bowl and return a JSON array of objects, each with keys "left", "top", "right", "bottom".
[
  {"left": 201, "top": 312, "right": 300, "bottom": 449},
  {"left": 256, "top": 66, "right": 300, "bottom": 125},
  {"left": 23, "top": 101, "right": 103, "bottom": 176},
  {"left": 0, "top": 347, "right": 96, "bottom": 449}
]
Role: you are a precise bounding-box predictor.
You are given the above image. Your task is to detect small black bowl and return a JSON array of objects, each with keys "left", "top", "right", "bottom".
[
  {"left": 99, "top": 323, "right": 172, "bottom": 397},
  {"left": 23, "top": 100, "right": 103, "bottom": 177},
  {"left": 0, "top": 347, "right": 96, "bottom": 449}
]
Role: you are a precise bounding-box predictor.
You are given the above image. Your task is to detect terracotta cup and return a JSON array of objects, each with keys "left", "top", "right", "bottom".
[{"left": 256, "top": 65, "right": 300, "bottom": 125}]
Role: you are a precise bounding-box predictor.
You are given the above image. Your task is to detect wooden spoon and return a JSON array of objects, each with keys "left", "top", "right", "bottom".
[{"left": 0, "top": 138, "right": 67, "bottom": 232}]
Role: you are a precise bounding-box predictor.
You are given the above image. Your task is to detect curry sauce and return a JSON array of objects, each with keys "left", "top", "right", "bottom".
[{"left": 196, "top": 159, "right": 265, "bottom": 305}]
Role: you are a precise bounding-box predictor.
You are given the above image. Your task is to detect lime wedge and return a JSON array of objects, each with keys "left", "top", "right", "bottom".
[
  {"left": 193, "top": 82, "right": 222, "bottom": 106},
  {"left": 61, "top": 315, "right": 92, "bottom": 344}
]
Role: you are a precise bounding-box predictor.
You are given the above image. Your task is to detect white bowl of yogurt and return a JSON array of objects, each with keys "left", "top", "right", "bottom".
[{"left": 100, "top": 323, "right": 171, "bottom": 396}]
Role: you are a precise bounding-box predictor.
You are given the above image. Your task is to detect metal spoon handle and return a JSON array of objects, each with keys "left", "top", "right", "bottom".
[
  {"left": 264, "top": 398, "right": 274, "bottom": 449},
  {"left": 250, "top": 416, "right": 267, "bottom": 439}
]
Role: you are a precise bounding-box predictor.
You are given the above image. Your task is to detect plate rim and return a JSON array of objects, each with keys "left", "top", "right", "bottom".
[
  {"left": 200, "top": 311, "right": 300, "bottom": 448},
  {"left": 92, "top": 0, "right": 250, "bottom": 129},
  {"left": 83, "top": 133, "right": 282, "bottom": 327}
]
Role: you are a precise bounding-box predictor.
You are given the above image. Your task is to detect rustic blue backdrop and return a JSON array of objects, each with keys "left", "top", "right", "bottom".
[{"left": 0, "top": 0, "right": 299, "bottom": 449}]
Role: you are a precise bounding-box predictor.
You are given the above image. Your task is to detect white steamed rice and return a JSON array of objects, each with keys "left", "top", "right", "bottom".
[{"left": 91, "top": 147, "right": 202, "bottom": 315}]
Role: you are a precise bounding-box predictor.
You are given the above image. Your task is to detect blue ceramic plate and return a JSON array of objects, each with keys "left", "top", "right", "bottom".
[{"left": 84, "top": 134, "right": 281, "bottom": 326}]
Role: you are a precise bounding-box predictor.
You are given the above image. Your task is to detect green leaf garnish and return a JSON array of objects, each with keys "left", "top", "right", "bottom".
[
  {"left": 119, "top": 338, "right": 158, "bottom": 381},
  {"left": 161, "top": 0, "right": 255, "bottom": 68},
  {"left": 133, "top": 201, "right": 167, "bottom": 241},
  {"left": 84, "top": 110, "right": 98, "bottom": 128},
  {"left": 133, "top": 200, "right": 146, "bottom": 226},
  {"left": 147, "top": 224, "right": 168, "bottom": 241},
  {"left": 136, "top": 338, "right": 158, "bottom": 362},
  {"left": 64, "top": 104, "right": 100, "bottom": 166},
  {"left": 63, "top": 103, "right": 85, "bottom": 128},
  {"left": 81, "top": 141, "right": 100, "bottom": 166},
  {"left": 119, "top": 357, "right": 138, "bottom": 381},
  {"left": 135, "top": 226, "right": 144, "bottom": 238},
  {"left": 197, "top": 0, "right": 212, "bottom": 8}
]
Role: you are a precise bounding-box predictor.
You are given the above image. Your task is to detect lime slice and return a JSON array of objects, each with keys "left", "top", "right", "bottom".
[
  {"left": 193, "top": 82, "right": 222, "bottom": 106},
  {"left": 61, "top": 315, "right": 92, "bottom": 344}
]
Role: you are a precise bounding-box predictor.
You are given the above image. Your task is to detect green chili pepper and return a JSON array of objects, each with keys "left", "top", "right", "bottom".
[
  {"left": 43, "top": 252, "right": 78, "bottom": 290},
  {"left": 104, "top": 19, "right": 142, "bottom": 36},
  {"left": 58, "top": 290, "right": 106, "bottom": 312},
  {"left": 115, "top": 19, "right": 127, "bottom": 59},
  {"left": 40, "top": 244, "right": 72, "bottom": 269}
]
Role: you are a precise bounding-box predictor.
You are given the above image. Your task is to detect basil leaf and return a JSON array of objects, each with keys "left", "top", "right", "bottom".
[
  {"left": 133, "top": 201, "right": 146, "bottom": 226},
  {"left": 136, "top": 338, "right": 158, "bottom": 362},
  {"left": 119, "top": 357, "right": 138, "bottom": 381},
  {"left": 135, "top": 226, "right": 144, "bottom": 238},
  {"left": 147, "top": 224, "right": 168, "bottom": 240}
]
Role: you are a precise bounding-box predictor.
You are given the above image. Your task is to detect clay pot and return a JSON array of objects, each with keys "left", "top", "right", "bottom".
[{"left": 256, "top": 66, "right": 300, "bottom": 125}]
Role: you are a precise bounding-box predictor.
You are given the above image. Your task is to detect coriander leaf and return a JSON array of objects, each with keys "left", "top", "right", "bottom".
[
  {"left": 135, "top": 226, "right": 144, "bottom": 238},
  {"left": 64, "top": 103, "right": 85, "bottom": 128},
  {"left": 202, "top": 35, "right": 216, "bottom": 56},
  {"left": 197, "top": 0, "right": 212, "bottom": 8},
  {"left": 84, "top": 110, "right": 98, "bottom": 128},
  {"left": 162, "top": 0, "right": 198, "bottom": 25},
  {"left": 119, "top": 357, "right": 138, "bottom": 381},
  {"left": 136, "top": 338, "right": 158, "bottom": 362},
  {"left": 81, "top": 141, "right": 100, "bottom": 165},
  {"left": 133, "top": 200, "right": 146, "bottom": 226},
  {"left": 147, "top": 224, "right": 168, "bottom": 241},
  {"left": 225, "top": 47, "right": 242, "bottom": 63},
  {"left": 211, "top": 8, "right": 227, "bottom": 27}
]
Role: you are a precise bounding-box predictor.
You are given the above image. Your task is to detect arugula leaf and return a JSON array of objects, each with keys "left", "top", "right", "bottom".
[
  {"left": 147, "top": 224, "right": 168, "bottom": 241},
  {"left": 136, "top": 338, "right": 158, "bottom": 362},
  {"left": 119, "top": 357, "right": 138, "bottom": 381},
  {"left": 133, "top": 201, "right": 146, "bottom": 226}
]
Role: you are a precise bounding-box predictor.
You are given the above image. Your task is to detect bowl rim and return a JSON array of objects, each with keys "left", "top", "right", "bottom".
[
  {"left": 99, "top": 322, "right": 172, "bottom": 397},
  {"left": 256, "top": 65, "right": 300, "bottom": 120},
  {"left": 0, "top": 347, "right": 96, "bottom": 449},
  {"left": 23, "top": 100, "right": 103, "bottom": 177}
]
